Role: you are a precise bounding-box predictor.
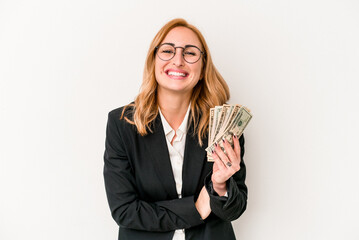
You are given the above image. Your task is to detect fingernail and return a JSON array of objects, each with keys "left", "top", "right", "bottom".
[
  {"left": 215, "top": 142, "right": 218, "bottom": 147},
  {"left": 222, "top": 137, "right": 225, "bottom": 143},
  {"left": 211, "top": 149, "right": 214, "bottom": 154}
]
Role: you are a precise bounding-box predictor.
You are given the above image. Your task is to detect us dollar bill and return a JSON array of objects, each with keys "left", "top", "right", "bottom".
[
  {"left": 216, "top": 104, "right": 240, "bottom": 139},
  {"left": 206, "top": 106, "right": 252, "bottom": 160},
  {"left": 208, "top": 108, "right": 214, "bottom": 144},
  {"left": 208, "top": 104, "right": 238, "bottom": 161},
  {"left": 212, "top": 104, "right": 230, "bottom": 144},
  {"left": 211, "top": 106, "right": 223, "bottom": 143}
]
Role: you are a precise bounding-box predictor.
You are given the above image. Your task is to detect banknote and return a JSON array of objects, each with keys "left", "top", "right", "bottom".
[
  {"left": 211, "top": 106, "right": 223, "bottom": 143},
  {"left": 207, "top": 105, "right": 252, "bottom": 162},
  {"left": 216, "top": 104, "right": 239, "bottom": 139},
  {"left": 212, "top": 105, "right": 230, "bottom": 143},
  {"left": 208, "top": 108, "right": 214, "bottom": 144}
]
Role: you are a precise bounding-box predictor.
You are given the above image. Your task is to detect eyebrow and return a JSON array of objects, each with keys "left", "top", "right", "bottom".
[{"left": 162, "top": 42, "right": 201, "bottom": 49}]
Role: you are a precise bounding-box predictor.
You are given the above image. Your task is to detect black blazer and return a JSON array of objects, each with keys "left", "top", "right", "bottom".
[{"left": 103, "top": 105, "right": 248, "bottom": 240}]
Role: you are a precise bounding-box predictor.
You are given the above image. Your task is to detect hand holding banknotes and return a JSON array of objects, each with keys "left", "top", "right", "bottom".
[
  {"left": 210, "top": 134, "right": 242, "bottom": 196},
  {"left": 206, "top": 104, "right": 252, "bottom": 196}
]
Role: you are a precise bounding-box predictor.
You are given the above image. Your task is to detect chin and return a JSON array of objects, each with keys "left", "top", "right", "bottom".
[{"left": 161, "top": 84, "right": 192, "bottom": 94}]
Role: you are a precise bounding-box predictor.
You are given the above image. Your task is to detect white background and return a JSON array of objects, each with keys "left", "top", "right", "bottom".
[{"left": 1, "top": 0, "right": 358, "bottom": 239}]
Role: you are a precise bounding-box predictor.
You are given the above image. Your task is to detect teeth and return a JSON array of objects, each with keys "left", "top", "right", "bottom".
[{"left": 168, "top": 71, "right": 186, "bottom": 77}]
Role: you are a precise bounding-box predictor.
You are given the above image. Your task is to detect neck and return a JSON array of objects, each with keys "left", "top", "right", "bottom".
[{"left": 158, "top": 89, "right": 191, "bottom": 131}]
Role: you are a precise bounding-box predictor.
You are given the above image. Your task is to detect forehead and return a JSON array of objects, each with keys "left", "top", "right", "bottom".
[{"left": 161, "top": 26, "right": 202, "bottom": 48}]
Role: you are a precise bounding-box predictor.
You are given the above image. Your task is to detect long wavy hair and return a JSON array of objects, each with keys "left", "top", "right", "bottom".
[{"left": 121, "top": 18, "right": 230, "bottom": 146}]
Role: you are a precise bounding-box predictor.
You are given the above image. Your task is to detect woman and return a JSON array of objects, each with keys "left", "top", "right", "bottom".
[{"left": 103, "top": 18, "right": 248, "bottom": 240}]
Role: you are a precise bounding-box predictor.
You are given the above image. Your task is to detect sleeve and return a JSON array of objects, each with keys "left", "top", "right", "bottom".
[
  {"left": 204, "top": 134, "right": 248, "bottom": 221},
  {"left": 103, "top": 111, "right": 205, "bottom": 232}
]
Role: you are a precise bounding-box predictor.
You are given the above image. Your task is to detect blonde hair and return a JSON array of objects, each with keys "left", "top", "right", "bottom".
[{"left": 121, "top": 18, "right": 230, "bottom": 146}]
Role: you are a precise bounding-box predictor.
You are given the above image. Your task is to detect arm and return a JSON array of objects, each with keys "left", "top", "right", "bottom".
[
  {"left": 204, "top": 134, "right": 248, "bottom": 221},
  {"left": 103, "top": 111, "right": 205, "bottom": 232}
]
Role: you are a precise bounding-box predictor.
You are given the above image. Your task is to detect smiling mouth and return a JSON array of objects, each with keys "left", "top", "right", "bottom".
[{"left": 165, "top": 70, "right": 189, "bottom": 78}]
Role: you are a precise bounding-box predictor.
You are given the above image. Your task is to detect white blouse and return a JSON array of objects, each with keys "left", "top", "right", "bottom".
[{"left": 158, "top": 104, "right": 191, "bottom": 240}]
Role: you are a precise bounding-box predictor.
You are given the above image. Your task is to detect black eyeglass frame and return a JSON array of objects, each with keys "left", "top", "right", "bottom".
[{"left": 154, "top": 43, "right": 206, "bottom": 64}]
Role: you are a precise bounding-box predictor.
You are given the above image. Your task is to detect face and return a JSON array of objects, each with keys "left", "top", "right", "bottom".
[{"left": 155, "top": 26, "right": 204, "bottom": 96}]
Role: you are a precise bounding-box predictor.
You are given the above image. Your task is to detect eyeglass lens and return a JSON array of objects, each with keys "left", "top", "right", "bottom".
[{"left": 157, "top": 44, "right": 201, "bottom": 63}]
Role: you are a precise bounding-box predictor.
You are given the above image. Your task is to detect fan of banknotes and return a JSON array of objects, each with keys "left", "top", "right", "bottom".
[{"left": 206, "top": 104, "right": 252, "bottom": 161}]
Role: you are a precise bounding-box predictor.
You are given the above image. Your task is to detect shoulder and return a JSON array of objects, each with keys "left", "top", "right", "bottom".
[
  {"left": 107, "top": 102, "right": 135, "bottom": 130},
  {"left": 108, "top": 102, "right": 134, "bottom": 119}
]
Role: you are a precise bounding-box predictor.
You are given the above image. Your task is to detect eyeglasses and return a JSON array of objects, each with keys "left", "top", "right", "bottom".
[{"left": 155, "top": 43, "right": 205, "bottom": 64}]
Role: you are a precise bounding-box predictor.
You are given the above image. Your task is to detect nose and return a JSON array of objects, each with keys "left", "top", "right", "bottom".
[{"left": 172, "top": 48, "right": 185, "bottom": 66}]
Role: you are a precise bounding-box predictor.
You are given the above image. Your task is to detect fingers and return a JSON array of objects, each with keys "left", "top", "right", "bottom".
[
  {"left": 211, "top": 150, "right": 231, "bottom": 185},
  {"left": 213, "top": 143, "right": 231, "bottom": 168},
  {"left": 212, "top": 158, "right": 219, "bottom": 171},
  {"left": 222, "top": 137, "right": 237, "bottom": 165},
  {"left": 212, "top": 151, "right": 227, "bottom": 172},
  {"left": 211, "top": 139, "right": 242, "bottom": 186},
  {"left": 215, "top": 136, "right": 241, "bottom": 172}
]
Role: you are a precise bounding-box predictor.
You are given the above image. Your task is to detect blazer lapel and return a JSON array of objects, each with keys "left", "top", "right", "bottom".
[
  {"left": 144, "top": 114, "right": 178, "bottom": 199},
  {"left": 181, "top": 121, "right": 207, "bottom": 197}
]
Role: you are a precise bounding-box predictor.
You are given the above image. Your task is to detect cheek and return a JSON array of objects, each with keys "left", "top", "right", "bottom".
[
  {"left": 155, "top": 60, "right": 167, "bottom": 75},
  {"left": 154, "top": 63, "right": 163, "bottom": 79},
  {"left": 192, "top": 64, "right": 203, "bottom": 78}
]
